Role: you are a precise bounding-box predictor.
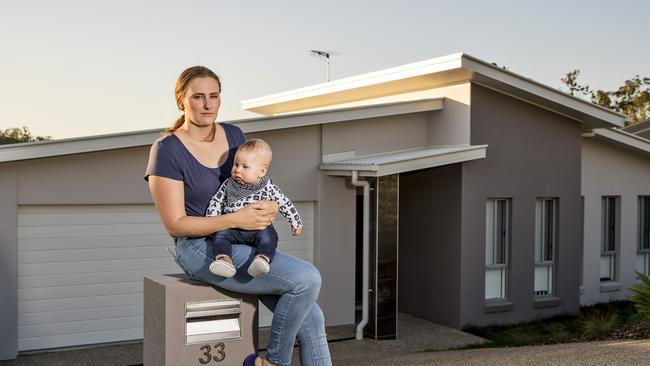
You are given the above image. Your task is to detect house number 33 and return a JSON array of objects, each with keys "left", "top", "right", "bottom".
[{"left": 198, "top": 343, "right": 226, "bottom": 364}]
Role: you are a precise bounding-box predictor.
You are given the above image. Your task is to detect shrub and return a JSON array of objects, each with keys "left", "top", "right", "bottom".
[
  {"left": 630, "top": 272, "right": 650, "bottom": 315},
  {"left": 581, "top": 310, "right": 619, "bottom": 339}
]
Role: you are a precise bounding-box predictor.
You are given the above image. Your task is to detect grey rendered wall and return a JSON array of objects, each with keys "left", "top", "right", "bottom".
[
  {"left": 15, "top": 146, "right": 153, "bottom": 205},
  {"left": 250, "top": 125, "right": 356, "bottom": 326},
  {"left": 321, "top": 113, "right": 429, "bottom": 157},
  {"left": 0, "top": 165, "right": 18, "bottom": 359},
  {"left": 310, "top": 83, "right": 471, "bottom": 148},
  {"left": 460, "top": 84, "right": 582, "bottom": 327},
  {"left": 398, "top": 164, "right": 462, "bottom": 328},
  {"left": 581, "top": 138, "right": 650, "bottom": 304}
]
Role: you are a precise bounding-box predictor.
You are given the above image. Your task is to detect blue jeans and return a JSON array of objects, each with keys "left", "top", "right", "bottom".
[
  {"left": 212, "top": 225, "right": 278, "bottom": 261},
  {"left": 174, "top": 236, "right": 332, "bottom": 366}
]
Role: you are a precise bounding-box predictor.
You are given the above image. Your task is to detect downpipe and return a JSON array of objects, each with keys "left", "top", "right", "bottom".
[{"left": 350, "top": 170, "right": 369, "bottom": 340}]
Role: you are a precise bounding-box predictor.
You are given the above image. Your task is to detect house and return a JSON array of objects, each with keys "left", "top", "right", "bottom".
[
  {"left": 580, "top": 126, "right": 650, "bottom": 304},
  {"left": 0, "top": 52, "right": 630, "bottom": 360}
]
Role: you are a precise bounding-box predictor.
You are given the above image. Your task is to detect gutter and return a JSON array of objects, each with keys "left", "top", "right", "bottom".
[{"left": 350, "top": 170, "right": 369, "bottom": 340}]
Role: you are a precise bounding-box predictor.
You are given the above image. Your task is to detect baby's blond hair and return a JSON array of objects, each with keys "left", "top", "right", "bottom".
[{"left": 237, "top": 138, "right": 273, "bottom": 165}]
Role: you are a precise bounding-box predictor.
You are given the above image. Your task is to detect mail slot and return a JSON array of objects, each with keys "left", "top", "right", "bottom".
[
  {"left": 144, "top": 274, "right": 258, "bottom": 366},
  {"left": 185, "top": 299, "right": 242, "bottom": 344}
]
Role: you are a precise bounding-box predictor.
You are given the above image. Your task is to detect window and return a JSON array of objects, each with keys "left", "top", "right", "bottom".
[
  {"left": 600, "top": 196, "right": 619, "bottom": 281},
  {"left": 637, "top": 196, "right": 650, "bottom": 275},
  {"left": 535, "top": 198, "right": 557, "bottom": 296},
  {"left": 485, "top": 199, "right": 510, "bottom": 301}
]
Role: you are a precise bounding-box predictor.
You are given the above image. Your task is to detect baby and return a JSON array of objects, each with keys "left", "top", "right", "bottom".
[{"left": 206, "top": 138, "right": 302, "bottom": 277}]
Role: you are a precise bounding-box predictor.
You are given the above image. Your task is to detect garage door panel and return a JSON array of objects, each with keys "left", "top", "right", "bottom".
[
  {"left": 18, "top": 234, "right": 173, "bottom": 251},
  {"left": 18, "top": 223, "right": 167, "bottom": 239},
  {"left": 19, "top": 269, "right": 180, "bottom": 289},
  {"left": 19, "top": 293, "right": 142, "bottom": 314},
  {"left": 283, "top": 250, "right": 313, "bottom": 263},
  {"left": 18, "top": 210, "right": 163, "bottom": 226},
  {"left": 19, "top": 282, "right": 143, "bottom": 301},
  {"left": 18, "top": 246, "right": 178, "bottom": 264},
  {"left": 18, "top": 257, "right": 178, "bottom": 276},
  {"left": 18, "top": 328, "right": 142, "bottom": 352},
  {"left": 19, "top": 316, "right": 143, "bottom": 338},
  {"left": 19, "top": 305, "right": 142, "bottom": 326}
]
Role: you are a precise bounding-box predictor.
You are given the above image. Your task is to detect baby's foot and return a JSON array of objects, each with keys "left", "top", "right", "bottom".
[
  {"left": 209, "top": 255, "right": 236, "bottom": 277},
  {"left": 247, "top": 255, "right": 270, "bottom": 277}
]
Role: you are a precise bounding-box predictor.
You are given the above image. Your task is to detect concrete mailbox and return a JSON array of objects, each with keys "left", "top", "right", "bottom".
[{"left": 144, "top": 274, "right": 258, "bottom": 366}]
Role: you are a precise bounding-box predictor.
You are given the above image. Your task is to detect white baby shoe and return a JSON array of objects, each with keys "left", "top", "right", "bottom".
[
  {"left": 247, "top": 255, "right": 270, "bottom": 277},
  {"left": 209, "top": 257, "right": 236, "bottom": 277}
]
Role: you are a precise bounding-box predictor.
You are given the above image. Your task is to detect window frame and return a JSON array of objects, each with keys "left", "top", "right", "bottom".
[
  {"left": 485, "top": 198, "right": 511, "bottom": 302},
  {"left": 637, "top": 196, "right": 650, "bottom": 275},
  {"left": 534, "top": 198, "right": 557, "bottom": 297},
  {"left": 600, "top": 196, "right": 619, "bottom": 282}
]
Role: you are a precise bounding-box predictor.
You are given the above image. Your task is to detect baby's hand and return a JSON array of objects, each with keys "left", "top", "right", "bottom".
[{"left": 292, "top": 227, "right": 303, "bottom": 236}]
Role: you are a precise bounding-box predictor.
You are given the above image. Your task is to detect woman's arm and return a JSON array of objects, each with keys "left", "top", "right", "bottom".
[{"left": 148, "top": 175, "right": 278, "bottom": 237}]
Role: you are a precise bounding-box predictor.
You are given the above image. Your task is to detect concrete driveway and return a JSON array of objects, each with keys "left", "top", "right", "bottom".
[
  {"left": 3, "top": 313, "right": 649, "bottom": 365},
  {"left": 332, "top": 339, "right": 650, "bottom": 366}
]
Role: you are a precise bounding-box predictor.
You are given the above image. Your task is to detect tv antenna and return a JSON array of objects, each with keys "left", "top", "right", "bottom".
[{"left": 310, "top": 50, "right": 338, "bottom": 81}]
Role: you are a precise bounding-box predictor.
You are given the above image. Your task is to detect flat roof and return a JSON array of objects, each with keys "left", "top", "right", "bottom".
[
  {"left": 583, "top": 128, "right": 650, "bottom": 158},
  {"left": 319, "top": 145, "right": 488, "bottom": 177},
  {"left": 0, "top": 98, "right": 443, "bottom": 163},
  {"left": 622, "top": 119, "right": 650, "bottom": 136},
  {"left": 242, "top": 52, "right": 627, "bottom": 129}
]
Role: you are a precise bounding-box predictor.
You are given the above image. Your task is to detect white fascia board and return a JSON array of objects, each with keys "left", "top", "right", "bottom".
[
  {"left": 461, "top": 55, "right": 627, "bottom": 129},
  {"left": 236, "top": 97, "right": 443, "bottom": 134},
  {"left": 242, "top": 52, "right": 627, "bottom": 129},
  {"left": 0, "top": 130, "right": 162, "bottom": 163},
  {"left": 320, "top": 145, "right": 487, "bottom": 177},
  {"left": 241, "top": 53, "right": 465, "bottom": 115},
  {"left": 585, "top": 128, "right": 650, "bottom": 157}
]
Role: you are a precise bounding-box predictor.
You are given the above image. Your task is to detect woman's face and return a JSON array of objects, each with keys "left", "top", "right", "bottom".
[{"left": 181, "top": 76, "right": 221, "bottom": 127}]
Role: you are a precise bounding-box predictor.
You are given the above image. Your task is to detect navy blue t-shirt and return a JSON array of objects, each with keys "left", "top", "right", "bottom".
[{"left": 144, "top": 123, "right": 246, "bottom": 217}]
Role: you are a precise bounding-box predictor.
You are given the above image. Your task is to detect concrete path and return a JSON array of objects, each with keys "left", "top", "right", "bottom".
[{"left": 350, "top": 339, "right": 650, "bottom": 366}]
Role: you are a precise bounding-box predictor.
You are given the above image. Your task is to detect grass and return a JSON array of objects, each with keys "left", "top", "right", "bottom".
[{"left": 461, "top": 301, "right": 647, "bottom": 349}]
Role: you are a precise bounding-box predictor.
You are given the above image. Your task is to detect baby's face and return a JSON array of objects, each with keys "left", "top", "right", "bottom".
[{"left": 231, "top": 150, "right": 268, "bottom": 185}]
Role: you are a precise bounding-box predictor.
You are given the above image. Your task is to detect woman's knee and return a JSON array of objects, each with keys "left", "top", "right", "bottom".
[{"left": 294, "top": 263, "right": 321, "bottom": 296}]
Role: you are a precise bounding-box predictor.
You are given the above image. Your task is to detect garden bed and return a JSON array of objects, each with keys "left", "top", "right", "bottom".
[{"left": 462, "top": 301, "right": 650, "bottom": 348}]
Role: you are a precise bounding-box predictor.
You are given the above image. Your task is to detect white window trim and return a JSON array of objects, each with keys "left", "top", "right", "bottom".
[
  {"left": 638, "top": 196, "right": 650, "bottom": 275},
  {"left": 534, "top": 198, "right": 557, "bottom": 297},
  {"left": 600, "top": 196, "right": 619, "bottom": 282},
  {"left": 485, "top": 198, "right": 510, "bottom": 302}
]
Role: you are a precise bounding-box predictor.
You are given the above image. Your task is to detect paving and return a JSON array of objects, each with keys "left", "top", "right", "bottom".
[{"left": 2, "top": 313, "right": 649, "bottom": 366}]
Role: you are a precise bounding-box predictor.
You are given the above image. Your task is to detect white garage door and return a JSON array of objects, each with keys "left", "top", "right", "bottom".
[{"left": 17, "top": 203, "right": 314, "bottom": 351}]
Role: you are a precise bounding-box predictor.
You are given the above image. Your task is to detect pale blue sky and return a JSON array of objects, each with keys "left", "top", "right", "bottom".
[{"left": 1, "top": 0, "right": 648, "bottom": 139}]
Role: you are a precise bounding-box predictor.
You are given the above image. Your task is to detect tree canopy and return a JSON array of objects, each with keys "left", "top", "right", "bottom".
[
  {"left": 0, "top": 126, "right": 52, "bottom": 145},
  {"left": 561, "top": 70, "right": 650, "bottom": 125}
]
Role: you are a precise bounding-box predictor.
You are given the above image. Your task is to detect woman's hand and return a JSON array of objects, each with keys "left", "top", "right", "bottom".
[{"left": 232, "top": 200, "right": 279, "bottom": 230}]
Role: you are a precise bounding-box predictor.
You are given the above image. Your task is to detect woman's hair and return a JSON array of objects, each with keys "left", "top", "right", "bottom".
[{"left": 166, "top": 66, "right": 222, "bottom": 141}]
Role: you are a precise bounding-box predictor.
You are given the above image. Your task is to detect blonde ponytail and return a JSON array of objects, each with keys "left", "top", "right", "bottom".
[{"left": 165, "top": 114, "right": 185, "bottom": 135}]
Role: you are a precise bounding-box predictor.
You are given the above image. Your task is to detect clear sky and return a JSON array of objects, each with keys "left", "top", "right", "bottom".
[{"left": 1, "top": 0, "right": 648, "bottom": 139}]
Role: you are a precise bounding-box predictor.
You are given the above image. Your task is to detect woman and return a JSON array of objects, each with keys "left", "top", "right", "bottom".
[{"left": 145, "top": 66, "right": 332, "bottom": 366}]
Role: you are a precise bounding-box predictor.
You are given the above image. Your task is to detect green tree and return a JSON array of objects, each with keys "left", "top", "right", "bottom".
[
  {"left": 561, "top": 70, "right": 650, "bottom": 124},
  {"left": 0, "top": 126, "right": 52, "bottom": 145}
]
